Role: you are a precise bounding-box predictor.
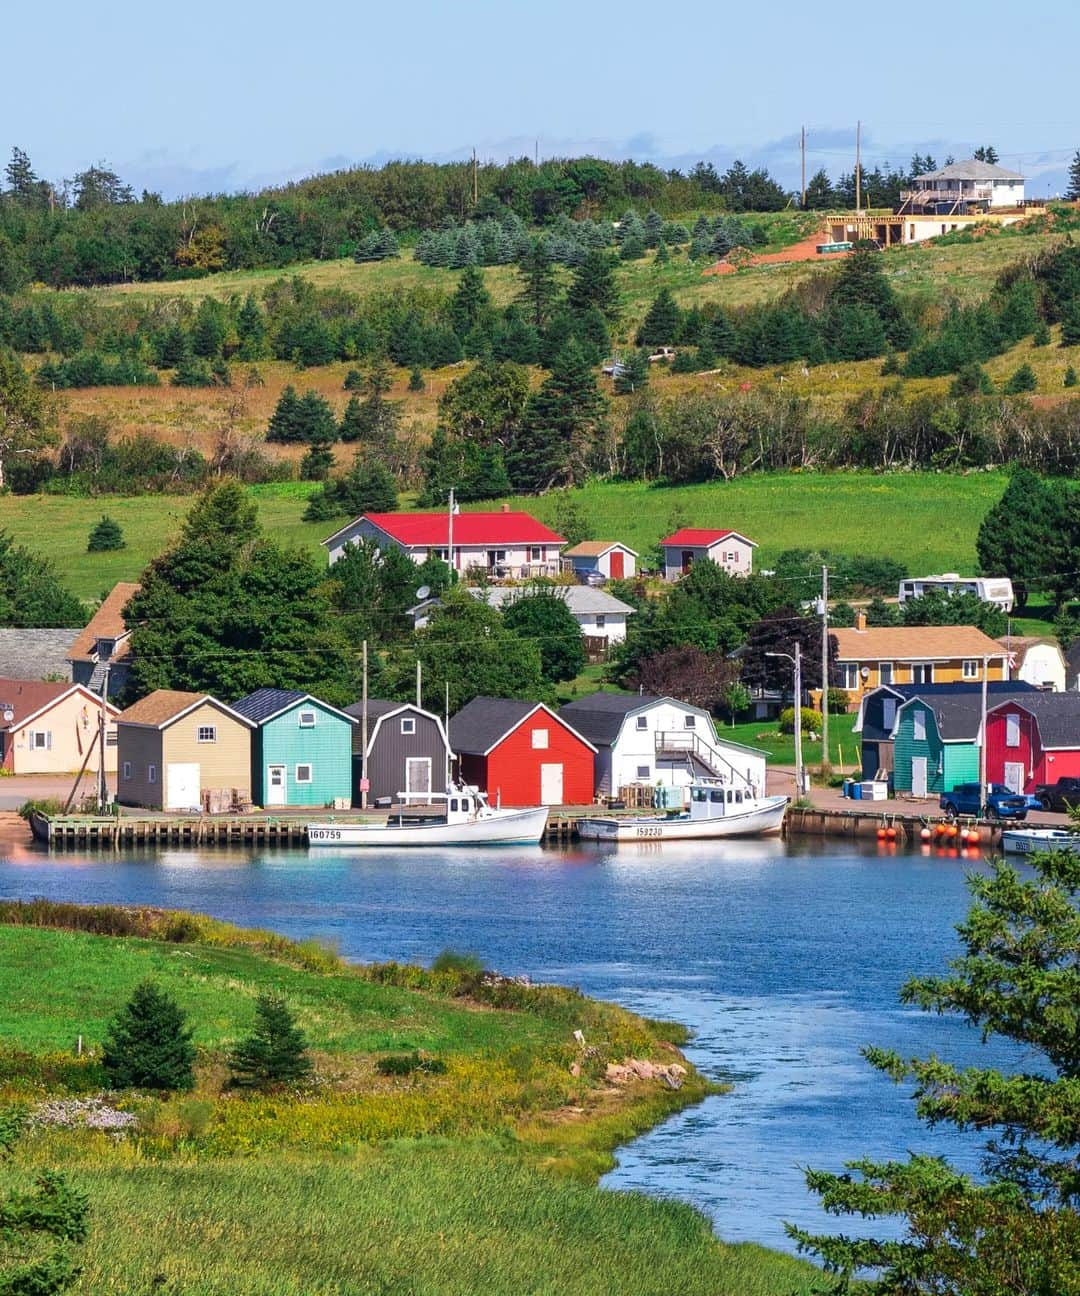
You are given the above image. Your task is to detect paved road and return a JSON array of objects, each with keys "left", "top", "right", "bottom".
[{"left": 0, "top": 773, "right": 115, "bottom": 812}]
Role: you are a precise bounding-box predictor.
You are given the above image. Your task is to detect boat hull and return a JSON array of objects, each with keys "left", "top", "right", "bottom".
[
  {"left": 307, "top": 805, "right": 549, "bottom": 848},
  {"left": 1001, "top": 828, "right": 1080, "bottom": 855},
  {"left": 576, "top": 796, "right": 788, "bottom": 843}
]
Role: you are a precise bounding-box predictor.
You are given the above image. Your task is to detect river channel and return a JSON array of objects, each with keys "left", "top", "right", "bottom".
[{"left": 0, "top": 834, "right": 1013, "bottom": 1254}]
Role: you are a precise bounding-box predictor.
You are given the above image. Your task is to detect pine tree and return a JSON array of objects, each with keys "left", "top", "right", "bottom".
[
  {"left": 229, "top": 993, "right": 312, "bottom": 1088},
  {"left": 566, "top": 250, "right": 620, "bottom": 322},
  {"left": 976, "top": 468, "right": 1067, "bottom": 610},
  {"left": 295, "top": 391, "right": 337, "bottom": 445},
  {"left": 1033, "top": 321, "right": 1052, "bottom": 347},
  {"left": 102, "top": 981, "right": 196, "bottom": 1091},
  {"left": 654, "top": 240, "right": 670, "bottom": 266},
  {"left": 708, "top": 311, "right": 737, "bottom": 357},
  {"left": 643, "top": 210, "right": 664, "bottom": 248},
  {"left": 614, "top": 349, "right": 649, "bottom": 395},
  {"left": 508, "top": 340, "right": 606, "bottom": 491},
  {"left": 802, "top": 168, "right": 835, "bottom": 209},
  {"left": 299, "top": 438, "right": 335, "bottom": 481},
  {"left": 1067, "top": 150, "right": 1080, "bottom": 202},
  {"left": 266, "top": 385, "right": 302, "bottom": 443},
  {"left": 1061, "top": 297, "right": 1080, "bottom": 347},
  {"left": 1065, "top": 365, "right": 1078, "bottom": 388},
  {"left": 515, "top": 239, "right": 560, "bottom": 331},
  {"left": 87, "top": 515, "right": 125, "bottom": 552},
  {"left": 4, "top": 146, "right": 38, "bottom": 201},
  {"left": 1004, "top": 363, "right": 1037, "bottom": 393},
  {"left": 450, "top": 264, "right": 492, "bottom": 338},
  {"left": 236, "top": 293, "right": 267, "bottom": 360},
  {"left": 636, "top": 289, "right": 682, "bottom": 346}
]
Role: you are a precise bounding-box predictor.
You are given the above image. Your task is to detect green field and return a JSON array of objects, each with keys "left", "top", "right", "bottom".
[
  {"left": 5, "top": 472, "right": 1008, "bottom": 605},
  {"left": 0, "top": 904, "right": 820, "bottom": 1295}
]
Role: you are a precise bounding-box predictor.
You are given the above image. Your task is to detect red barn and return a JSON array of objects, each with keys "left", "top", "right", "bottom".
[
  {"left": 985, "top": 694, "right": 1080, "bottom": 792},
  {"left": 448, "top": 697, "right": 596, "bottom": 807}
]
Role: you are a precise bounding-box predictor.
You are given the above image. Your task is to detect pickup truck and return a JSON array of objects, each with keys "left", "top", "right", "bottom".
[
  {"left": 1032, "top": 777, "right": 1080, "bottom": 814},
  {"left": 939, "top": 783, "right": 1028, "bottom": 821}
]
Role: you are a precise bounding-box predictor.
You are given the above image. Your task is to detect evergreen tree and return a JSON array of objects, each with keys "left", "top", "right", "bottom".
[
  {"left": 613, "top": 349, "right": 649, "bottom": 395},
  {"left": 566, "top": 250, "right": 620, "bottom": 322},
  {"left": 508, "top": 340, "right": 606, "bottom": 491},
  {"left": 802, "top": 168, "right": 835, "bottom": 209},
  {"left": 619, "top": 231, "right": 646, "bottom": 261},
  {"left": 1067, "top": 149, "right": 1080, "bottom": 202},
  {"left": 191, "top": 298, "right": 227, "bottom": 358},
  {"left": 707, "top": 311, "right": 738, "bottom": 357},
  {"left": 976, "top": 469, "right": 1068, "bottom": 610},
  {"left": 643, "top": 210, "right": 664, "bottom": 248},
  {"left": 408, "top": 366, "right": 425, "bottom": 392},
  {"left": 418, "top": 428, "right": 510, "bottom": 506},
  {"left": 102, "top": 981, "right": 196, "bottom": 1091},
  {"left": 636, "top": 289, "right": 682, "bottom": 346},
  {"left": 1066, "top": 365, "right": 1078, "bottom": 388},
  {"left": 87, "top": 515, "right": 125, "bottom": 552},
  {"left": 516, "top": 238, "right": 560, "bottom": 331},
  {"left": 1004, "top": 362, "right": 1038, "bottom": 393},
  {"left": 449, "top": 264, "right": 492, "bottom": 338},
  {"left": 295, "top": 390, "right": 337, "bottom": 444},
  {"left": 304, "top": 457, "right": 399, "bottom": 521},
  {"left": 229, "top": 993, "right": 312, "bottom": 1088},
  {"left": 266, "top": 385, "right": 303, "bottom": 443},
  {"left": 0, "top": 531, "right": 84, "bottom": 628},
  {"left": 236, "top": 293, "right": 267, "bottom": 360},
  {"left": 0, "top": 347, "right": 61, "bottom": 491},
  {"left": 4, "top": 146, "right": 38, "bottom": 200},
  {"left": 1033, "top": 321, "right": 1052, "bottom": 347},
  {"left": 792, "top": 846, "right": 1080, "bottom": 1294},
  {"left": 327, "top": 536, "right": 418, "bottom": 645},
  {"left": 1061, "top": 297, "right": 1080, "bottom": 347},
  {"left": 337, "top": 357, "right": 401, "bottom": 451},
  {"left": 654, "top": 239, "right": 670, "bottom": 266},
  {"left": 299, "top": 438, "right": 335, "bottom": 481},
  {"left": 973, "top": 144, "right": 1000, "bottom": 164}
]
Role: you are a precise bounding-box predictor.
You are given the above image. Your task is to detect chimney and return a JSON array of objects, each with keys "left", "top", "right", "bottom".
[
  {"left": 501, "top": 503, "right": 510, "bottom": 513},
  {"left": 855, "top": 609, "right": 867, "bottom": 632}
]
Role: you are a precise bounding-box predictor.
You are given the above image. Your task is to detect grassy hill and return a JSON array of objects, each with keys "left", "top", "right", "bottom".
[
  {"left": 0, "top": 901, "right": 820, "bottom": 1294},
  {"left": 0, "top": 471, "right": 1008, "bottom": 603}
]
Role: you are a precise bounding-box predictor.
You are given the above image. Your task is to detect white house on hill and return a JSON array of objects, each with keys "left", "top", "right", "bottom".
[
  {"left": 478, "top": 586, "right": 635, "bottom": 644},
  {"left": 659, "top": 528, "right": 756, "bottom": 581},
  {"left": 901, "top": 160, "right": 1025, "bottom": 214}
]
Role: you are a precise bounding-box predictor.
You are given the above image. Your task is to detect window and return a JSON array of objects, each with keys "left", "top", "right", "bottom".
[
  {"left": 121, "top": 761, "right": 132, "bottom": 781},
  {"left": 684, "top": 714, "right": 696, "bottom": 728},
  {"left": 879, "top": 662, "right": 893, "bottom": 685},
  {"left": 295, "top": 764, "right": 313, "bottom": 784},
  {"left": 962, "top": 660, "right": 979, "bottom": 680},
  {"left": 1006, "top": 712, "right": 1021, "bottom": 748},
  {"left": 106, "top": 731, "right": 117, "bottom": 747},
  {"left": 196, "top": 725, "right": 217, "bottom": 744},
  {"left": 913, "top": 664, "right": 934, "bottom": 685},
  {"left": 842, "top": 664, "right": 860, "bottom": 689},
  {"left": 400, "top": 717, "right": 416, "bottom": 736},
  {"left": 147, "top": 764, "right": 156, "bottom": 784},
  {"left": 298, "top": 710, "right": 317, "bottom": 728},
  {"left": 913, "top": 709, "right": 927, "bottom": 741},
  {"left": 28, "top": 730, "right": 50, "bottom": 750},
  {"left": 450, "top": 798, "right": 459, "bottom": 812},
  {"left": 532, "top": 728, "right": 549, "bottom": 750},
  {"left": 461, "top": 798, "right": 471, "bottom": 811},
  {"left": 882, "top": 698, "right": 897, "bottom": 730},
  {"left": 635, "top": 715, "right": 648, "bottom": 730},
  {"left": 636, "top": 765, "right": 651, "bottom": 779},
  {"left": 595, "top": 614, "right": 606, "bottom": 628},
  {"left": 725, "top": 551, "right": 737, "bottom": 562},
  {"left": 529, "top": 546, "right": 542, "bottom": 562}
]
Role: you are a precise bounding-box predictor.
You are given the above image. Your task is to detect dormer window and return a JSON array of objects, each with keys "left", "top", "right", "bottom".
[{"left": 96, "top": 638, "right": 115, "bottom": 660}]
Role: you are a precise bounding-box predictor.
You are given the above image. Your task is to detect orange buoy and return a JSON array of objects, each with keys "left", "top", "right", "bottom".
[
  {"left": 920, "top": 826, "right": 932, "bottom": 842},
  {"left": 886, "top": 826, "right": 897, "bottom": 841},
  {"left": 876, "top": 826, "right": 887, "bottom": 840},
  {"left": 947, "top": 823, "right": 959, "bottom": 839},
  {"left": 967, "top": 827, "right": 981, "bottom": 844}
]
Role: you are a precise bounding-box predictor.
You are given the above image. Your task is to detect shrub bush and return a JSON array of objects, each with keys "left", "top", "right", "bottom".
[
  {"left": 825, "top": 688, "right": 849, "bottom": 715},
  {"left": 778, "top": 707, "right": 816, "bottom": 735},
  {"left": 431, "top": 949, "right": 485, "bottom": 976},
  {"left": 374, "top": 1052, "right": 448, "bottom": 1077}
]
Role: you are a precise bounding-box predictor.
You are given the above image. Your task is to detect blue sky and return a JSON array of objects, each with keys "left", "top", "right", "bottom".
[{"left": 5, "top": 0, "right": 1080, "bottom": 198}]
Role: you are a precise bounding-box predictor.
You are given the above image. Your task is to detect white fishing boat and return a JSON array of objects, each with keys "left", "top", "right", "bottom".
[
  {"left": 306, "top": 786, "right": 548, "bottom": 848},
  {"left": 1000, "top": 826, "right": 1080, "bottom": 855},
  {"left": 576, "top": 779, "right": 788, "bottom": 843}
]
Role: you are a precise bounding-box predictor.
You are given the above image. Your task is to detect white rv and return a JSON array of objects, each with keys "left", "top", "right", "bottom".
[{"left": 898, "top": 574, "right": 1014, "bottom": 614}]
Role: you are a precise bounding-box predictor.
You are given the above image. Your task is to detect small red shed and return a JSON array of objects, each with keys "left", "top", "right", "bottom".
[
  {"left": 985, "top": 694, "right": 1080, "bottom": 793},
  {"left": 448, "top": 697, "right": 596, "bottom": 807}
]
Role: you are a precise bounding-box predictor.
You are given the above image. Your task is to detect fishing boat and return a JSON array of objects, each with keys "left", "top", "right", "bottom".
[
  {"left": 306, "top": 785, "right": 548, "bottom": 848},
  {"left": 576, "top": 779, "right": 788, "bottom": 844},
  {"left": 1000, "top": 826, "right": 1080, "bottom": 855}
]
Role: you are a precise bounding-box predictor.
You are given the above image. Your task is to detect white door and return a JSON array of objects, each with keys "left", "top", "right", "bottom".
[
  {"left": 540, "top": 763, "right": 564, "bottom": 805},
  {"left": 1004, "top": 762, "right": 1026, "bottom": 794},
  {"left": 405, "top": 757, "right": 432, "bottom": 799},
  {"left": 266, "top": 764, "right": 287, "bottom": 806},
  {"left": 166, "top": 763, "right": 200, "bottom": 810},
  {"left": 911, "top": 757, "right": 928, "bottom": 798}
]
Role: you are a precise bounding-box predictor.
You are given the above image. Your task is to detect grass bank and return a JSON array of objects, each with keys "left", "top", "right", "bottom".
[{"left": 0, "top": 901, "right": 821, "bottom": 1294}]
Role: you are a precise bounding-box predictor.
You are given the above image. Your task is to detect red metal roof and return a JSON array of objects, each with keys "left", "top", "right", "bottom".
[
  {"left": 660, "top": 528, "right": 756, "bottom": 547},
  {"left": 363, "top": 512, "right": 565, "bottom": 547}
]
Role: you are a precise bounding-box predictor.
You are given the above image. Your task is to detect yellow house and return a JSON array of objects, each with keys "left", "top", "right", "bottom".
[
  {"left": 0, "top": 679, "right": 119, "bottom": 774},
  {"left": 117, "top": 691, "right": 254, "bottom": 811},
  {"left": 833, "top": 617, "right": 1008, "bottom": 700}
]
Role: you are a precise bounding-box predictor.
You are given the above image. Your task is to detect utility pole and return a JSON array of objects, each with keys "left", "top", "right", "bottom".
[
  {"left": 855, "top": 120, "right": 862, "bottom": 211},
  {"left": 801, "top": 125, "right": 807, "bottom": 209},
  {"left": 794, "top": 641, "right": 804, "bottom": 796},
  {"left": 360, "top": 639, "right": 369, "bottom": 810},
  {"left": 447, "top": 486, "right": 455, "bottom": 574},
  {"left": 820, "top": 565, "right": 829, "bottom": 771},
  {"left": 979, "top": 654, "right": 989, "bottom": 804},
  {"left": 97, "top": 659, "right": 111, "bottom": 813}
]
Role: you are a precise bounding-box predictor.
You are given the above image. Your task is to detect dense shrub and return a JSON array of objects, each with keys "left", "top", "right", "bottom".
[{"left": 374, "top": 1052, "right": 448, "bottom": 1077}]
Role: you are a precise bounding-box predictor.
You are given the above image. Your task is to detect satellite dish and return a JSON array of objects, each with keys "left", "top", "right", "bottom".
[
  {"left": 2, "top": 709, "right": 12, "bottom": 723},
  {"left": 860, "top": 666, "right": 870, "bottom": 679},
  {"left": 415, "top": 585, "right": 431, "bottom": 602}
]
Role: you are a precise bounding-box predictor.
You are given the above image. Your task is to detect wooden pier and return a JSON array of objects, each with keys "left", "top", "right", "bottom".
[{"left": 786, "top": 805, "right": 1001, "bottom": 844}]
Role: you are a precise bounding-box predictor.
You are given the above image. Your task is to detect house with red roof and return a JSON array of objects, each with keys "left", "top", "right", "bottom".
[
  {"left": 323, "top": 509, "right": 565, "bottom": 580},
  {"left": 659, "top": 528, "right": 757, "bottom": 581}
]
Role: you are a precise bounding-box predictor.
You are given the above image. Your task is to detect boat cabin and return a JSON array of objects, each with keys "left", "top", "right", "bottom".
[
  {"left": 688, "top": 781, "right": 755, "bottom": 819},
  {"left": 385, "top": 786, "right": 486, "bottom": 826}
]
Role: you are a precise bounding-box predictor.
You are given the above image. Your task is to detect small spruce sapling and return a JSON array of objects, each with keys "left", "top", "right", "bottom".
[
  {"left": 229, "top": 992, "right": 312, "bottom": 1088},
  {"left": 102, "top": 980, "right": 196, "bottom": 1091},
  {"left": 1065, "top": 365, "right": 1078, "bottom": 388},
  {"left": 87, "top": 515, "right": 125, "bottom": 552}
]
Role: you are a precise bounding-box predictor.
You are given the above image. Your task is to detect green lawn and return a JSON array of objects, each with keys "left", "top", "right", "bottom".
[
  {"left": 3, "top": 472, "right": 1007, "bottom": 606},
  {"left": 0, "top": 906, "right": 822, "bottom": 1295},
  {"left": 722, "top": 712, "right": 860, "bottom": 771}
]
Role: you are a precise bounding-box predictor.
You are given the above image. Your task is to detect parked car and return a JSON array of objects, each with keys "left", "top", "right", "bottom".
[
  {"left": 939, "top": 783, "right": 1028, "bottom": 821},
  {"left": 1032, "top": 776, "right": 1080, "bottom": 814}
]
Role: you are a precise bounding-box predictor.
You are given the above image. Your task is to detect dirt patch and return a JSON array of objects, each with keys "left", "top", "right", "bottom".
[{"left": 703, "top": 226, "right": 842, "bottom": 276}]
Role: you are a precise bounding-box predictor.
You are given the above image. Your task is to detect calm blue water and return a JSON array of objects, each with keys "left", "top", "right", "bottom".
[{"left": 0, "top": 835, "right": 1015, "bottom": 1253}]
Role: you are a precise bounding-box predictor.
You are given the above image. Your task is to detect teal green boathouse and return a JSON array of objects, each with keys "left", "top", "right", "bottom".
[
  {"left": 231, "top": 689, "right": 356, "bottom": 808},
  {"left": 892, "top": 695, "right": 980, "bottom": 797}
]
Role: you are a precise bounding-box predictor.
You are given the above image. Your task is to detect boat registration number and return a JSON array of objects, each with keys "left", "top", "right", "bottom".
[
  {"left": 309, "top": 828, "right": 342, "bottom": 841},
  {"left": 635, "top": 825, "right": 664, "bottom": 838}
]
